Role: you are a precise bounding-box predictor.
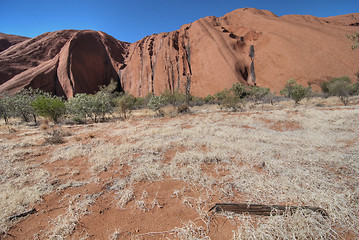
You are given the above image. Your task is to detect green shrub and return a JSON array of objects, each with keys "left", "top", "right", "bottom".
[
  {"left": 214, "top": 83, "right": 271, "bottom": 108},
  {"left": 230, "top": 83, "right": 251, "bottom": 99},
  {"left": 215, "top": 88, "right": 243, "bottom": 111},
  {"left": 90, "top": 80, "right": 119, "bottom": 121},
  {"left": 248, "top": 86, "right": 271, "bottom": 103},
  {"left": 115, "top": 93, "right": 136, "bottom": 118},
  {"left": 280, "top": 79, "right": 310, "bottom": 104},
  {"left": 321, "top": 76, "right": 358, "bottom": 105},
  {"left": 67, "top": 80, "right": 119, "bottom": 122},
  {"left": 204, "top": 94, "right": 215, "bottom": 104},
  {"left": 291, "top": 85, "right": 311, "bottom": 104},
  {"left": 144, "top": 93, "right": 154, "bottom": 105},
  {"left": 0, "top": 94, "right": 14, "bottom": 124},
  {"left": 12, "top": 88, "right": 39, "bottom": 123},
  {"left": 31, "top": 94, "right": 66, "bottom": 123},
  {"left": 280, "top": 79, "right": 296, "bottom": 99},
  {"left": 221, "top": 93, "right": 243, "bottom": 111},
  {"left": 148, "top": 95, "right": 167, "bottom": 116},
  {"left": 133, "top": 97, "right": 145, "bottom": 109},
  {"left": 215, "top": 89, "right": 230, "bottom": 102},
  {"left": 71, "top": 116, "right": 86, "bottom": 124},
  {"left": 161, "top": 90, "right": 186, "bottom": 106},
  {"left": 189, "top": 96, "right": 204, "bottom": 106},
  {"left": 66, "top": 93, "right": 94, "bottom": 120}
]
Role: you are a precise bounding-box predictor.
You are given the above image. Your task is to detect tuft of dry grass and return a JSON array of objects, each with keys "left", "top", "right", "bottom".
[
  {"left": 46, "top": 193, "right": 99, "bottom": 239},
  {"left": 116, "top": 188, "right": 134, "bottom": 209},
  {"left": 109, "top": 229, "right": 122, "bottom": 240},
  {"left": 233, "top": 209, "right": 339, "bottom": 239},
  {"left": 173, "top": 221, "right": 210, "bottom": 240},
  {"left": 44, "top": 129, "right": 65, "bottom": 144}
]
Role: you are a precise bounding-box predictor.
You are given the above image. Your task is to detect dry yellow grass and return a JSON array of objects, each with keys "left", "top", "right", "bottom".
[{"left": 1, "top": 97, "right": 358, "bottom": 239}]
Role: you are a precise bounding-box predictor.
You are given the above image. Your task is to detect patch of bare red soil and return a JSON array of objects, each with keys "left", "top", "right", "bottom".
[{"left": 260, "top": 118, "right": 302, "bottom": 131}]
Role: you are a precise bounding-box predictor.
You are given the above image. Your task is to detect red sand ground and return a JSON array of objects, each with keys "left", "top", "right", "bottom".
[{"left": 1, "top": 100, "right": 358, "bottom": 239}]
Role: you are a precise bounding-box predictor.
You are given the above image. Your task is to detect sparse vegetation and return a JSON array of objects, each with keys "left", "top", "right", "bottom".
[
  {"left": 66, "top": 93, "right": 96, "bottom": 122},
  {"left": 204, "top": 94, "right": 215, "bottom": 104},
  {"left": 66, "top": 80, "right": 119, "bottom": 122},
  {"left": 1, "top": 96, "right": 359, "bottom": 239},
  {"left": 177, "top": 103, "right": 190, "bottom": 114},
  {"left": 43, "top": 128, "right": 69, "bottom": 145},
  {"left": 321, "top": 76, "right": 359, "bottom": 105},
  {"left": 90, "top": 80, "right": 118, "bottom": 121},
  {"left": 214, "top": 83, "right": 270, "bottom": 111},
  {"left": 248, "top": 85, "right": 271, "bottom": 103},
  {"left": 31, "top": 94, "right": 66, "bottom": 123},
  {"left": 147, "top": 95, "right": 167, "bottom": 116},
  {"left": 280, "top": 79, "right": 311, "bottom": 104},
  {"left": 12, "top": 88, "right": 39, "bottom": 123},
  {"left": 0, "top": 93, "right": 13, "bottom": 124},
  {"left": 2, "top": 77, "right": 359, "bottom": 239},
  {"left": 114, "top": 93, "right": 136, "bottom": 118},
  {"left": 347, "top": 31, "right": 359, "bottom": 50},
  {"left": 161, "top": 89, "right": 186, "bottom": 106}
]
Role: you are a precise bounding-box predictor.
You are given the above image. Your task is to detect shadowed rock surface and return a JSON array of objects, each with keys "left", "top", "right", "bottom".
[
  {"left": 1, "top": 8, "right": 359, "bottom": 98},
  {"left": 0, "top": 33, "right": 29, "bottom": 52},
  {"left": 0, "top": 30, "right": 129, "bottom": 97}
]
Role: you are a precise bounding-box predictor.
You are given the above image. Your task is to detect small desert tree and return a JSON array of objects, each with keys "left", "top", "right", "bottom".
[
  {"left": 0, "top": 94, "right": 14, "bottom": 124},
  {"left": 66, "top": 80, "right": 119, "bottom": 122},
  {"left": 215, "top": 89, "right": 230, "bottom": 103},
  {"left": 215, "top": 88, "right": 243, "bottom": 111},
  {"left": 280, "top": 79, "right": 310, "bottom": 104},
  {"left": 66, "top": 93, "right": 95, "bottom": 122},
  {"left": 31, "top": 94, "right": 66, "bottom": 123},
  {"left": 230, "top": 83, "right": 251, "bottom": 99},
  {"left": 248, "top": 86, "right": 271, "bottom": 103},
  {"left": 161, "top": 90, "right": 186, "bottom": 106},
  {"left": 280, "top": 79, "right": 296, "bottom": 99},
  {"left": 91, "top": 92, "right": 114, "bottom": 122},
  {"left": 321, "top": 76, "right": 358, "bottom": 106},
  {"left": 91, "top": 80, "right": 119, "bottom": 121},
  {"left": 114, "top": 93, "right": 136, "bottom": 118},
  {"left": 12, "top": 88, "right": 39, "bottom": 123}
]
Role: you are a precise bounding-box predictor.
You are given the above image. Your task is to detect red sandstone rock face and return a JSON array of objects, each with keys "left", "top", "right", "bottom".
[
  {"left": 232, "top": 9, "right": 359, "bottom": 93},
  {"left": 120, "top": 8, "right": 359, "bottom": 97},
  {"left": 1, "top": 8, "right": 358, "bottom": 98},
  {"left": 116, "top": 8, "right": 359, "bottom": 97},
  {"left": 120, "top": 17, "right": 251, "bottom": 97},
  {"left": 0, "top": 33, "right": 29, "bottom": 52},
  {"left": 0, "top": 30, "right": 128, "bottom": 97}
]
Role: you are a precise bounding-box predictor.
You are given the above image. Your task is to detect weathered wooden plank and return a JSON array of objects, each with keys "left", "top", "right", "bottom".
[
  {"left": 209, "top": 203, "right": 328, "bottom": 217},
  {"left": 8, "top": 208, "right": 37, "bottom": 221}
]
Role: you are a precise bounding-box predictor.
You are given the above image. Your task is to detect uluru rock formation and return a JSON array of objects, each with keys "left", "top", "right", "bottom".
[
  {"left": 1, "top": 8, "right": 359, "bottom": 98},
  {"left": 0, "top": 33, "right": 29, "bottom": 52},
  {"left": 0, "top": 30, "right": 128, "bottom": 97}
]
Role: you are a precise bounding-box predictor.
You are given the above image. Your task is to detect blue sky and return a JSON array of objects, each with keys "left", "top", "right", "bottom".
[{"left": 1, "top": 0, "right": 358, "bottom": 43}]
